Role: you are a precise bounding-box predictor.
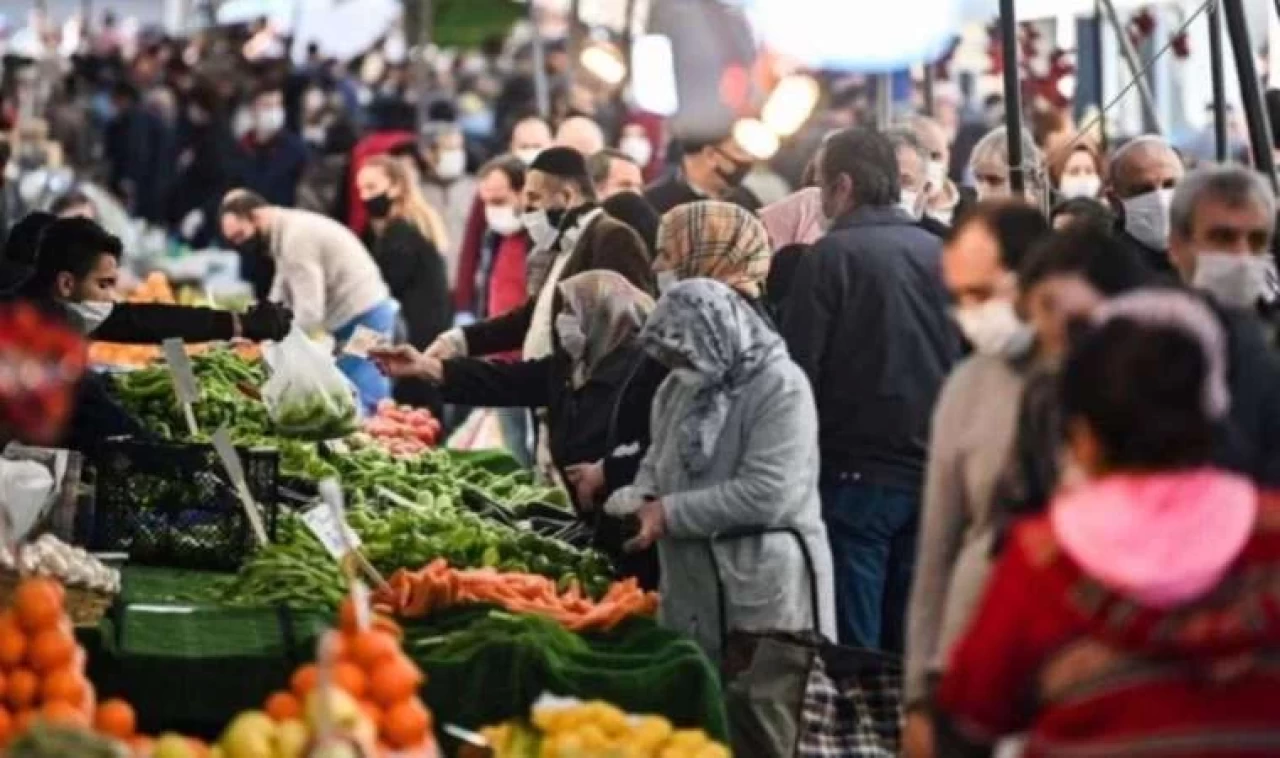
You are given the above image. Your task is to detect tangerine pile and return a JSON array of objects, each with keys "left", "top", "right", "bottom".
[{"left": 262, "top": 599, "right": 435, "bottom": 754}]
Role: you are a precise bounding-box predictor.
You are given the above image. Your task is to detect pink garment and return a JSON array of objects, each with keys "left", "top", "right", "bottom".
[
  {"left": 1051, "top": 469, "right": 1257, "bottom": 609},
  {"left": 760, "top": 187, "right": 826, "bottom": 249}
]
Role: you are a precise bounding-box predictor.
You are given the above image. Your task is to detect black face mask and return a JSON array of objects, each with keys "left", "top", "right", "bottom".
[
  {"left": 544, "top": 206, "right": 568, "bottom": 231},
  {"left": 235, "top": 233, "right": 267, "bottom": 258},
  {"left": 363, "top": 194, "right": 393, "bottom": 219},
  {"left": 715, "top": 154, "right": 752, "bottom": 188}
]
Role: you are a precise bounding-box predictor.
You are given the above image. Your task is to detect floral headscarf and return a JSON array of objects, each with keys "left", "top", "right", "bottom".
[
  {"left": 641, "top": 278, "right": 786, "bottom": 474},
  {"left": 655, "top": 201, "right": 772, "bottom": 298},
  {"left": 557, "top": 270, "right": 655, "bottom": 388}
]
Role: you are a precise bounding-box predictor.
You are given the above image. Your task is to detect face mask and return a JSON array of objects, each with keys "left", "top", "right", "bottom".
[
  {"left": 716, "top": 157, "right": 752, "bottom": 188},
  {"left": 555, "top": 313, "right": 586, "bottom": 360},
  {"left": 1192, "top": 252, "right": 1275, "bottom": 310},
  {"left": 671, "top": 367, "right": 703, "bottom": 387},
  {"left": 363, "top": 193, "right": 393, "bottom": 219},
  {"left": 435, "top": 149, "right": 466, "bottom": 180},
  {"left": 926, "top": 161, "right": 948, "bottom": 190},
  {"left": 63, "top": 300, "right": 114, "bottom": 336},
  {"left": 1121, "top": 188, "right": 1175, "bottom": 251},
  {"left": 898, "top": 190, "right": 922, "bottom": 219},
  {"left": 953, "top": 298, "right": 1022, "bottom": 355},
  {"left": 235, "top": 232, "right": 267, "bottom": 259},
  {"left": 656, "top": 270, "right": 679, "bottom": 295},
  {"left": 521, "top": 209, "right": 558, "bottom": 249},
  {"left": 485, "top": 205, "right": 522, "bottom": 236},
  {"left": 254, "top": 106, "right": 285, "bottom": 139},
  {"left": 620, "top": 136, "right": 653, "bottom": 167},
  {"left": 302, "top": 124, "right": 327, "bottom": 145},
  {"left": 1059, "top": 175, "right": 1101, "bottom": 200},
  {"left": 515, "top": 148, "right": 542, "bottom": 166}
]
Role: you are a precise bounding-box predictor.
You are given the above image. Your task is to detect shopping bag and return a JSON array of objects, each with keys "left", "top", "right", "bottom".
[{"left": 261, "top": 327, "right": 360, "bottom": 439}]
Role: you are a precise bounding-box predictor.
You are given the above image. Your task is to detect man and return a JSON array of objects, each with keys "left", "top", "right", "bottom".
[
  {"left": 418, "top": 123, "right": 478, "bottom": 287},
  {"left": 104, "top": 81, "right": 168, "bottom": 224},
  {"left": 50, "top": 190, "right": 96, "bottom": 220},
  {"left": 908, "top": 115, "right": 970, "bottom": 227},
  {"left": 423, "top": 147, "right": 653, "bottom": 363},
  {"left": 510, "top": 115, "right": 554, "bottom": 165},
  {"left": 1106, "top": 135, "right": 1185, "bottom": 277},
  {"left": 237, "top": 84, "right": 309, "bottom": 208},
  {"left": 644, "top": 133, "right": 762, "bottom": 214},
  {"left": 555, "top": 116, "right": 606, "bottom": 157},
  {"left": 783, "top": 127, "right": 961, "bottom": 652},
  {"left": 587, "top": 149, "right": 645, "bottom": 199},
  {"left": 219, "top": 190, "right": 394, "bottom": 409},
  {"left": 455, "top": 155, "right": 530, "bottom": 324},
  {"left": 885, "top": 128, "right": 947, "bottom": 238}
]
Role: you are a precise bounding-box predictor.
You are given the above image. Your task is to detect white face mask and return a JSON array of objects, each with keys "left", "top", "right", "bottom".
[
  {"left": 1192, "top": 252, "right": 1277, "bottom": 310},
  {"left": 656, "top": 270, "right": 679, "bottom": 295},
  {"left": 63, "top": 300, "right": 115, "bottom": 336},
  {"left": 953, "top": 298, "right": 1022, "bottom": 356},
  {"left": 521, "top": 208, "right": 558, "bottom": 250},
  {"left": 435, "top": 148, "right": 467, "bottom": 180},
  {"left": 926, "top": 161, "right": 948, "bottom": 191},
  {"left": 619, "top": 135, "right": 653, "bottom": 167},
  {"left": 302, "top": 124, "right": 326, "bottom": 145},
  {"left": 555, "top": 313, "right": 586, "bottom": 360},
  {"left": 671, "top": 367, "right": 703, "bottom": 387},
  {"left": 1058, "top": 174, "right": 1102, "bottom": 200},
  {"left": 515, "top": 148, "right": 542, "bottom": 166},
  {"left": 1121, "top": 188, "right": 1175, "bottom": 251},
  {"left": 898, "top": 189, "right": 922, "bottom": 219},
  {"left": 485, "top": 204, "right": 523, "bottom": 236},
  {"left": 254, "top": 106, "right": 285, "bottom": 140}
]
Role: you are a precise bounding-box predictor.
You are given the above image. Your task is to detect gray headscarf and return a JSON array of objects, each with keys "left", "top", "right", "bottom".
[{"left": 640, "top": 278, "right": 786, "bottom": 475}]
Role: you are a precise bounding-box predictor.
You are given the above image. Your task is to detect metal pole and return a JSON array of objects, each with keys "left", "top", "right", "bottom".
[
  {"left": 999, "top": 0, "right": 1026, "bottom": 194},
  {"left": 1098, "top": 0, "right": 1162, "bottom": 134},
  {"left": 922, "top": 62, "right": 936, "bottom": 117},
  {"left": 875, "top": 74, "right": 893, "bottom": 129},
  {"left": 1208, "top": 1, "right": 1228, "bottom": 162},
  {"left": 621, "top": 0, "right": 639, "bottom": 90},
  {"left": 529, "top": 1, "right": 551, "bottom": 118},
  {"left": 1092, "top": 0, "right": 1108, "bottom": 149},
  {"left": 1222, "top": 0, "right": 1277, "bottom": 190}
]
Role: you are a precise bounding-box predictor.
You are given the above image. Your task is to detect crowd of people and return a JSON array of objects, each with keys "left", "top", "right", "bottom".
[{"left": 5, "top": 10, "right": 1280, "bottom": 756}]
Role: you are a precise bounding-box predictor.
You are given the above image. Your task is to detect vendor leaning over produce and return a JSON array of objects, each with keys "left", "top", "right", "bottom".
[
  {"left": 13, "top": 215, "right": 293, "bottom": 344},
  {"left": 372, "top": 270, "right": 668, "bottom": 589},
  {"left": 218, "top": 189, "right": 397, "bottom": 410}
]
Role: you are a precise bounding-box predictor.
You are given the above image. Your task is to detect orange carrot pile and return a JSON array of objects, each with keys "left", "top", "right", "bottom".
[{"left": 374, "top": 559, "right": 658, "bottom": 632}]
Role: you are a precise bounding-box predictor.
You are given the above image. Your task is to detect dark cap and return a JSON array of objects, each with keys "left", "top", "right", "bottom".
[{"left": 529, "top": 146, "right": 588, "bottom": 179}]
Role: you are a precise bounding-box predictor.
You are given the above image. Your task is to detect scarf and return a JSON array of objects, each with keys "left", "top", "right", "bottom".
[
  {"left": 557, "top": 270, "right": 655, "bottom": 388},
  {"left": 656, "top": 201, "right": 772, "bottom": 298}
]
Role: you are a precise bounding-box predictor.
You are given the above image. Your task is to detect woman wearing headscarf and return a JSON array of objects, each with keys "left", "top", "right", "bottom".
[
  {"left": 759, "top": 186, "right": 826, "bottom": 249},
  {"left": 372, "top": 270, "right": 667, "bottom": 586},
  {"left": 653, "top": 200, "right": 774, "bottom": 323},
  {"left": 604, "top": 279, "right": 835, "bottom": 662}
]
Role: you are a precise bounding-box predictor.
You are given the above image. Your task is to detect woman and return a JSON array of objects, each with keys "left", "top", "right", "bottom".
[
  {"left": 760, "top": 187, "right": 826, "bottom": 249},
  {"left": 936, "top": 289, "right": 1280, "bottom": 756},
  {"left": 372, "top": 271, "right": 667, "bottom": 587},
  {"left": 604, "top": 279, "right": 835, "bottom": 662},
  {"left": 653, "top": 201, "right": 773, "bottom": 322},
  {"left": 602, "top": 191, "right": 661, "bottom": 261},
  {"left": 968, "top": 127, "right": 1047, "bottom": 209},
  {"left": 1050, "top": 141, "right": 1105, "bottom": 201},
  {"left": 1049, "top": 196, "right": 1114, "bottom": 231},
  {"left": 356, "top": 156, "right": 452, "bottom": 412}
]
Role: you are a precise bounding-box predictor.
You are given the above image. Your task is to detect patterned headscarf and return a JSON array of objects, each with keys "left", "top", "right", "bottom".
[
  {"left": 641, "top": 279, "right": 787, "bottom": 475},
  {"left": 655, "top": 201, "right": 772, "bottom": 298},
  {"left": 557, "top": 270, "right": 655, "bottom": 388}
]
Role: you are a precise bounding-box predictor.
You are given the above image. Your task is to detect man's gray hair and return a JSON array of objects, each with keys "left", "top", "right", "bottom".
[
  {"left": 884, "top": 127, "right": 929, "bottom": 167},
  {"left": 1106, "top": 134, "right": 1176, "bottom": 188},
  {"left": 1169, "top": 164, "right": 1276, "bottom": 239},
  {"left": 969, "top": 126, "right": 1046, "bottom": 197}
]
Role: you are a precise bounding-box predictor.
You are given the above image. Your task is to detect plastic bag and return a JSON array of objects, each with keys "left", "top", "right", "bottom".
[
  {"left": 262, "top": 327, "right": 360, "bottom": 439},
  {"left": 0, "top": 459, "right": 55, "bottom": 543}
]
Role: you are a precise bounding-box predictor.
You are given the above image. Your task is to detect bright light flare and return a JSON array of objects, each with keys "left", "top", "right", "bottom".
[
  {"left": 581, "top": 43, "right": 628, "bottom": 86},
  {"left": 734, "top": 118, "right": 780, "bottom": 160},
  {"left": 761, "top": 75, "right": 821, "bottom": 137}
]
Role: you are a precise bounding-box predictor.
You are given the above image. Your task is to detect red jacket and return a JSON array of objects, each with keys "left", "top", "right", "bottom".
[{"left": 938, "top": 492, "right": 1280, "bottom": 758}]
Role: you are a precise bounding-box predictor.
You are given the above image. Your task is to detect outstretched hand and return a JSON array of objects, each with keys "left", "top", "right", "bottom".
[{"left": 369, "top": 344, "right": 444, "bottom": 383}]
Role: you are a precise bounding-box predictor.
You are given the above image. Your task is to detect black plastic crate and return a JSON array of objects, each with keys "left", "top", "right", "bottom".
[{"left": 88, "top": 438, "right": 279, "bottom": 571}]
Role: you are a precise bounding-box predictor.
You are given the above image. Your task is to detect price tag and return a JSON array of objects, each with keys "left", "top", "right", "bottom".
[
  {"left": 301, "top": 502, "right": 362, "bottom": 560},
  {"left": 341, "top": 325, "right": 387, "bottom": 358},
  {"left": 162, "top": 338, "right": 201, "bottom": 436},
  {"left": 211, "top": 427, "right": 270, "bottom": 546}
]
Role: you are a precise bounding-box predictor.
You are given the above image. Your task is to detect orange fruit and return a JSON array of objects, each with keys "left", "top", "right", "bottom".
[
  {"left": 13, "top": 580, "right": 63, "bottom": 633},
  {"left": 12, "top": 709, "right": 35, "bottom": 736},
  {"left": 129, "top": 734, "right": 153, "bottom": 756},
  {"left": 380, "top": 698, "right": 430, "bottom": 749},
  {"left": 367, "top": 657, "right": 422, "bottom": 707},
  {"left": 264, "top": 691, "right": 301, "bottom": 722},
  {"left": 94, "top": 698, "right": 136, "bottom": 739},
  {"left": 290, "top": 664, "right": 319, "bottom": 700},
  {"left": 359, "top": 700, "right": 383, "bottom": 726},
  {"left": 332, "top": 662, "right": 368, "bottom": 699},
  {"left": 39, "top": 700, "right": 88, "bottom": 727},
  {"left": 338, "top": 598, "right": 359, "bottom": 633},
  {"left": 0, "top": 705, "right": 11, "bottom": 743},
  {"left": 27, "top": 627, "right": 75, "bottom": 673},
  {"left": 41, "top": 667, "right": 87, "bottom": 705},
  {"left": 348, "top": 630, "right": 397, "bottom": 670},
  {"left": 0, "top": 617, "right": 27, "bottom": 670},
  {"left": 7, "top": 670, "right": 37, "bottom": 710}
]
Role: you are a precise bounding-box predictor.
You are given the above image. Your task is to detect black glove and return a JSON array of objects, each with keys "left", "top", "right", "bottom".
[{"left": 239, "top": 301, "right": 293, "bottom": 342}]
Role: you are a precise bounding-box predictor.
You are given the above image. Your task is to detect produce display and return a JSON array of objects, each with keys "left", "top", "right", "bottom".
[
  {"left": 478, "top": 697, "right": 730, "bottom": 758},
  {"left": 0, "top": 536, "right": 121, "bottom": 594},
  {"left": 269, "top": 389, "right": 360, "bottom": 441},
  {"left": 375, "top": 560, "right": 656, "bottom": 632},
  {"left": 353, "top": 402, "right": 442, "bottom": 458},
  {"left": 113, "top": 349, "right": 271, "bottom": 440}
]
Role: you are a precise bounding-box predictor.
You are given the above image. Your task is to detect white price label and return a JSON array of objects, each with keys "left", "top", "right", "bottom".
[
  {"left": 302, "top": 502, "right": 362, "bottom": 560},
  {"left": 211, "top": 428, "right": 270, "bottom": 546},
  {"left": 341, "top": 325, "right": 386, "bottom": 358},
  {"left": 162, "top": 339, "right": 200, "bottom": 404}
]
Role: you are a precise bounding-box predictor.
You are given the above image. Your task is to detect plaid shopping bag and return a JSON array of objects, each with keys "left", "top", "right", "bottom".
[{"left": 797, "top": 648, "right": 904, "bottom": 758}]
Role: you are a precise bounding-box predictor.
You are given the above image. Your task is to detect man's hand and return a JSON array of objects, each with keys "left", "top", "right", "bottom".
[
  {"left": 902, "top": 711, "right": 936, "bottom": 758},
  {"left": 424, "top": 330, "right": 463, "bottom": 361},
  {"left": 624, "top": 498, "right": 667, "bottom": 553},
  {"left": 564, "top": 461, "right": 605, "bottom": 511},
  {"left": 239, "top": 301, "right": 294, "bottom": 342},
  {"left": 369, "top": 344, "right": 444, "bottom": 383}
]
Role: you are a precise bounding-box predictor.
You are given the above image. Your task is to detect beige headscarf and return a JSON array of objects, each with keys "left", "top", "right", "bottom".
[
  {"left": 556, "top": 270, "right": 655, "bottom": 388},
  {"left": 656, "top": 200, "right": 772, "bottom": 298}
]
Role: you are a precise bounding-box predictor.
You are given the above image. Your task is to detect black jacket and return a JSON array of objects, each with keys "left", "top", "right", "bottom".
[
  {"left": 642, "top": 175, "right": 762, "bottom": 215},
  {"left": 441, "top": 347, "right": 667, "bottom": 586},
  {"left": 1211, "top": 300, "right": 1280, "bottom": 486},
  {"left": 1114, "top": 225, "right": 1178, "bottom": 279},
  {"left": 782, "top": 206, "right": 962, "bottom": 491},
  {"left": 92, "top": 303, "right": 236, "bottom": 344}
]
